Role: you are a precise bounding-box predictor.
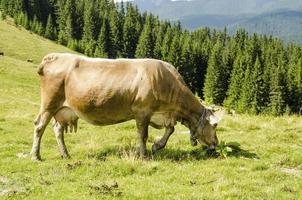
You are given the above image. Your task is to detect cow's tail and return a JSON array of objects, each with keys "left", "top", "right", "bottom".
[{"left": 37, "top": 53, "right": 58, "bottom": 76}]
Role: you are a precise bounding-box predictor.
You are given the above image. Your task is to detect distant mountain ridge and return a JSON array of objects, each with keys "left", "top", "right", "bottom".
[
  {"left": 227, "top": 10, "right": 302, "bottom": 44},
  {"left": 132, "top": 0, "right": 302, "bottom": 44}
]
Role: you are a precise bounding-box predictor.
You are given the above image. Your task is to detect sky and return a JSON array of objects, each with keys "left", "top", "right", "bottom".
[{"left": 114, "top": 0, "right": 134, "bottom": 2}]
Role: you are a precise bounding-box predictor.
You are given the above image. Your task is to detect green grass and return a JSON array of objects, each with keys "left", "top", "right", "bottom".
[{"left": 0, "top": 18, "right": 302, "bottom": 199}]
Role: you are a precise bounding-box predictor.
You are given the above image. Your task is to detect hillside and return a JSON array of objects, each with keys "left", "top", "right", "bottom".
[
  {"left": 0, "top": 19, "right": 75, "bottom": 64},
  {"left": 0, "top": 18, "right": 75, "bottom": 124},
  {"left": 0, "top": 18, "right": 302, "bottom": 199},
  {"left": 227, "top": 10, "right": 302, "bottom": 45}
]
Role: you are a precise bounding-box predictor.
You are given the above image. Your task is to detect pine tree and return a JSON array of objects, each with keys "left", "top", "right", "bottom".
[
  {"left": 161, "top": 27, "right": 173, "bottom": 62},
  {"left": 153, "top": 22, "right": 169, "bottom": 59},
  {"left": 57, "top": 0, "right": 77, "bottom": 45},
  {"left": 237, "top": 54, "right": 256, "bottom": 113},
  {"left": 268, "top": 42, "right": 287, "bottom": 115},
  {"left": 179, "top": 32, "right": 194, "bottom": 89},
  {"left": 135, "top": 14, "right": 154, "bottom": 58},
  {"left": 203, "top": 40, "right": 228, "bottom": 105},
  {"left": 109, "top": 7, "right": 124, "bottom": 58},
  {"left": 45, "top": 14, "right": 57, "bottom": 40},
  {"left": 286, "top": 45, "right": 302, "bottom": 113},
  {"left": 84, "top": 40, "right": 96, "bottom": 57},
  {"left": 122, "top": 3, "right": 140, "bottom": 58},
  {"left": 67, "top": 39, "right": 79, "bottom": 51},
  {"left": 167, "top": 31, "right": 182, "bottom": 68},
  {"left": 224, "top": 54, "right": 247, "bottom": 110},
  {"left": 82, "top": 0, "right": 99, "bottom": 44},
  {"left": 36, "top": 21, "right": 44, "bottom": 35},
  {"left": 251, "top": 56, "right": 266, "bottom": 114},
  {"left": 94, "top": 18, "right": 111, "bottom": 58}
]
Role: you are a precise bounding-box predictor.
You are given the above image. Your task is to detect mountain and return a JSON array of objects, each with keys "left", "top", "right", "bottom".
[
  {"left": 133, "top": 0, "right": 302, "bottom": 18},
  {"left": 227, "top": 10, "right": 302, "bottom": 44},
  {"left": 132, "top": 0, "right": 302, "bottom": 44}
]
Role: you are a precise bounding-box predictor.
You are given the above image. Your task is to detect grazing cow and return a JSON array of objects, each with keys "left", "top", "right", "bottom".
[{"left": 31, "top": 53, "right": 220, "bottom": 160}]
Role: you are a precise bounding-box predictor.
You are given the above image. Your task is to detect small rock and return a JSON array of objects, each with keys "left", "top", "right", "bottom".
[
  {"left": 281, "top": 167, "right": 301, "bottom": 177},
  {"left": 16, "top": 152, "right": 28, "bottom": 158},
  {"left": 0, "top": 176, "right": 9, "bottom": 184}
]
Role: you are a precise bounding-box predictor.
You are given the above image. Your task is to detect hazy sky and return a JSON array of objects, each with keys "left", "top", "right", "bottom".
[{"left": 114, "top": 0, "right": 133, "bottom": 2}]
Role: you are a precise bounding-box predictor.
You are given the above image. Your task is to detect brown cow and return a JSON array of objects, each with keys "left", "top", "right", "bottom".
[{"left": 31, "top": 53, "right": 220, "bottom": 160}]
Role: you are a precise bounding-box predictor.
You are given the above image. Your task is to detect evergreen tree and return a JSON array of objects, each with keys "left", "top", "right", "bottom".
[
  {"left": 122, "top": 3, "right": 140, "bottom": 58},
  {"left": 161, "top": 27, "right": 173, "bottom": 62},
  {"left": 84, "top": 40, "right": 96, "bottom": 57},
  {"left": 254, "top": 56, "right": 268, "bottom": 114},
  {"left": 57, "top": 0, "right": 77, "bottom": 44},
  {"left": 45, "top": 14, "right": 56, "bottom": 40},
  {"left": 109, "top": 6, "right": 124, "bottom": 58},
  {"left": 135, "top": 14, "right": 154, "bottom": 58},
  {"left": 268, "top": 42, "right": 287, "bottom": 115},
  {"left": 237, "top": 54, "right": 256, "bottom": 113},
  {"left": 224, "top": 54, "right": 247, "bottom": 110},
  {"left": 81, "top": 0, "right": 99, "bottom": 55},
  {"left": 94, "top": 18, "right": 111, "bottom": 58},
  {"left": 286, "top": 45, "right": 302, "bottom": 113},
  {"left": 67, "top": 39, "right": 79, "bottom": 51},
  {"left": 179, "top": 33, "right": 194, "bottom": 89},
  {"left": 167, "top": 31, "right": 182, "bottom": 68},
  {"left": 153, "top": 22, "right": 169, "bottom": 59},
  {"left": 203, "top": 40, "right": 228, "bottom": 105}
]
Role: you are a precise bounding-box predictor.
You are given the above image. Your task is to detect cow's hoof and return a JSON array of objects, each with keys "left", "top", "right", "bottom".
[
  {"left": 140, "top": 155, "right": 150, "bottom": 160},
  {"left": 31, "top": 155, "right": 42, "bottom": 161},
  {"left": 151, "top": 143, "right": 159, "bottom": 154},
  {"left": 139, "top": 151, "right": 149, "bottom": 160},
  {"left": 190, "top": 138, "right": 198, "bottom": 146}
]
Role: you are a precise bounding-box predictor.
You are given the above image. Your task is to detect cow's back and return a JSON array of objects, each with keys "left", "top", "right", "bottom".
[
  {"left": 39, "top": 53, "right": 193, "bottom": 125},
  {"left": 64, "top": 57, "right": 169, "bottom": 124}
]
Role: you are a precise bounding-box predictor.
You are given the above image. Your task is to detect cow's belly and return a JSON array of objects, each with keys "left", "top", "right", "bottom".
[
  {"left": 65, "top": 87, "right": 135, "bottom": 125},
  {"left": 150, "top": 112, "right": 177, "bottom": 128},
  {"left": 68, "top": 101, "right": 135, "bottom": 125}
]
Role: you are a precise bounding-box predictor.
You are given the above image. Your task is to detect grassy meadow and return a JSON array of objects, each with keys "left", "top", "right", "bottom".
[{"left": 0, "top": 19, "right": 301, "bottom": 199}]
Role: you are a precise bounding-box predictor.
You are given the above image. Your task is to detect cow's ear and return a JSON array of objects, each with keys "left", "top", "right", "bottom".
[
  {"left": 208, "top": 110, "right": 224, "bottom": 126},
  {"left": 209, "top": 115, "right": 220, "bottom": 126}
]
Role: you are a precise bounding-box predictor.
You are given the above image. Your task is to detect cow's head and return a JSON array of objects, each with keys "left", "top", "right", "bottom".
[{"left": 190, "top": 109, "right": 222, "bottom": 149}]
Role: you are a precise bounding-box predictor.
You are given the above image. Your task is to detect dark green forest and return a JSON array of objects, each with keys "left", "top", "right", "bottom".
[{"left": 1, "top": 0, "right": 302, "bottom": 115}]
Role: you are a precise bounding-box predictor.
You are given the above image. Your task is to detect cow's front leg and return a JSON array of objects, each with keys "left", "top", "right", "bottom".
[
  {"left": 31, "top": 111, "right": 52, "bottom": 161},
  {"left": 135, "top": 115, "right": 150, "bottom": 159},
  {"left": 52, "top": 121, "right": 70, "bottom": 159},
  {"left": 152, "top": 126, "right": 174, "bottom": 154}
]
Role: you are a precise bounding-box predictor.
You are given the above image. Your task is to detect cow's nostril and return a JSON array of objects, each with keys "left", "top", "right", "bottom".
[
  {"left": 209, "top": 144, "right": 216, "bottom": 150},
  {"left": 212, "top": 141, "right": 218, "bottom": 148}
]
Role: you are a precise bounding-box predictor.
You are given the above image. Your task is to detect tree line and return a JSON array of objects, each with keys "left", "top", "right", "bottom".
[{"left": 1, "top": 0, "right": 302, "bottom": 115}]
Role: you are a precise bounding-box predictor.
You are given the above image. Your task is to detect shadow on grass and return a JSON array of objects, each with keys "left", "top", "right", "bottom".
[
  {"left": 152, "top": 145, "right": 259, "bottom": 161},
  {"left": 89, "top": 142, "right": 259, "bottom": 162}
]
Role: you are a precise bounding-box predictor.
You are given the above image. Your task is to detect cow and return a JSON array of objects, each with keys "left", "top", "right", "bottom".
[{"left": 30, "top": 53, "right": 221, "bottom": 161}]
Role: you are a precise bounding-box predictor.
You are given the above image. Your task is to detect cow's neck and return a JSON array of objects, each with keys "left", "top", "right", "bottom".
[{"left": 177, "top": 88, "right": 205, "bottom": 130}]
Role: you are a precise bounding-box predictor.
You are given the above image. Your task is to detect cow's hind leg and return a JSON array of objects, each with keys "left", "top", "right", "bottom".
[
  {"left": 152, "top": 126, "right": 174, "bottom": 154},
  {"left": 135, "top": 115, "right": 151, "bottom": 159},
  {"left": 31, "top": 111, "right": 52, "bottom": 161},
  {"left": 53, "top": 121, "right": 70, "bottom": 159}
]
